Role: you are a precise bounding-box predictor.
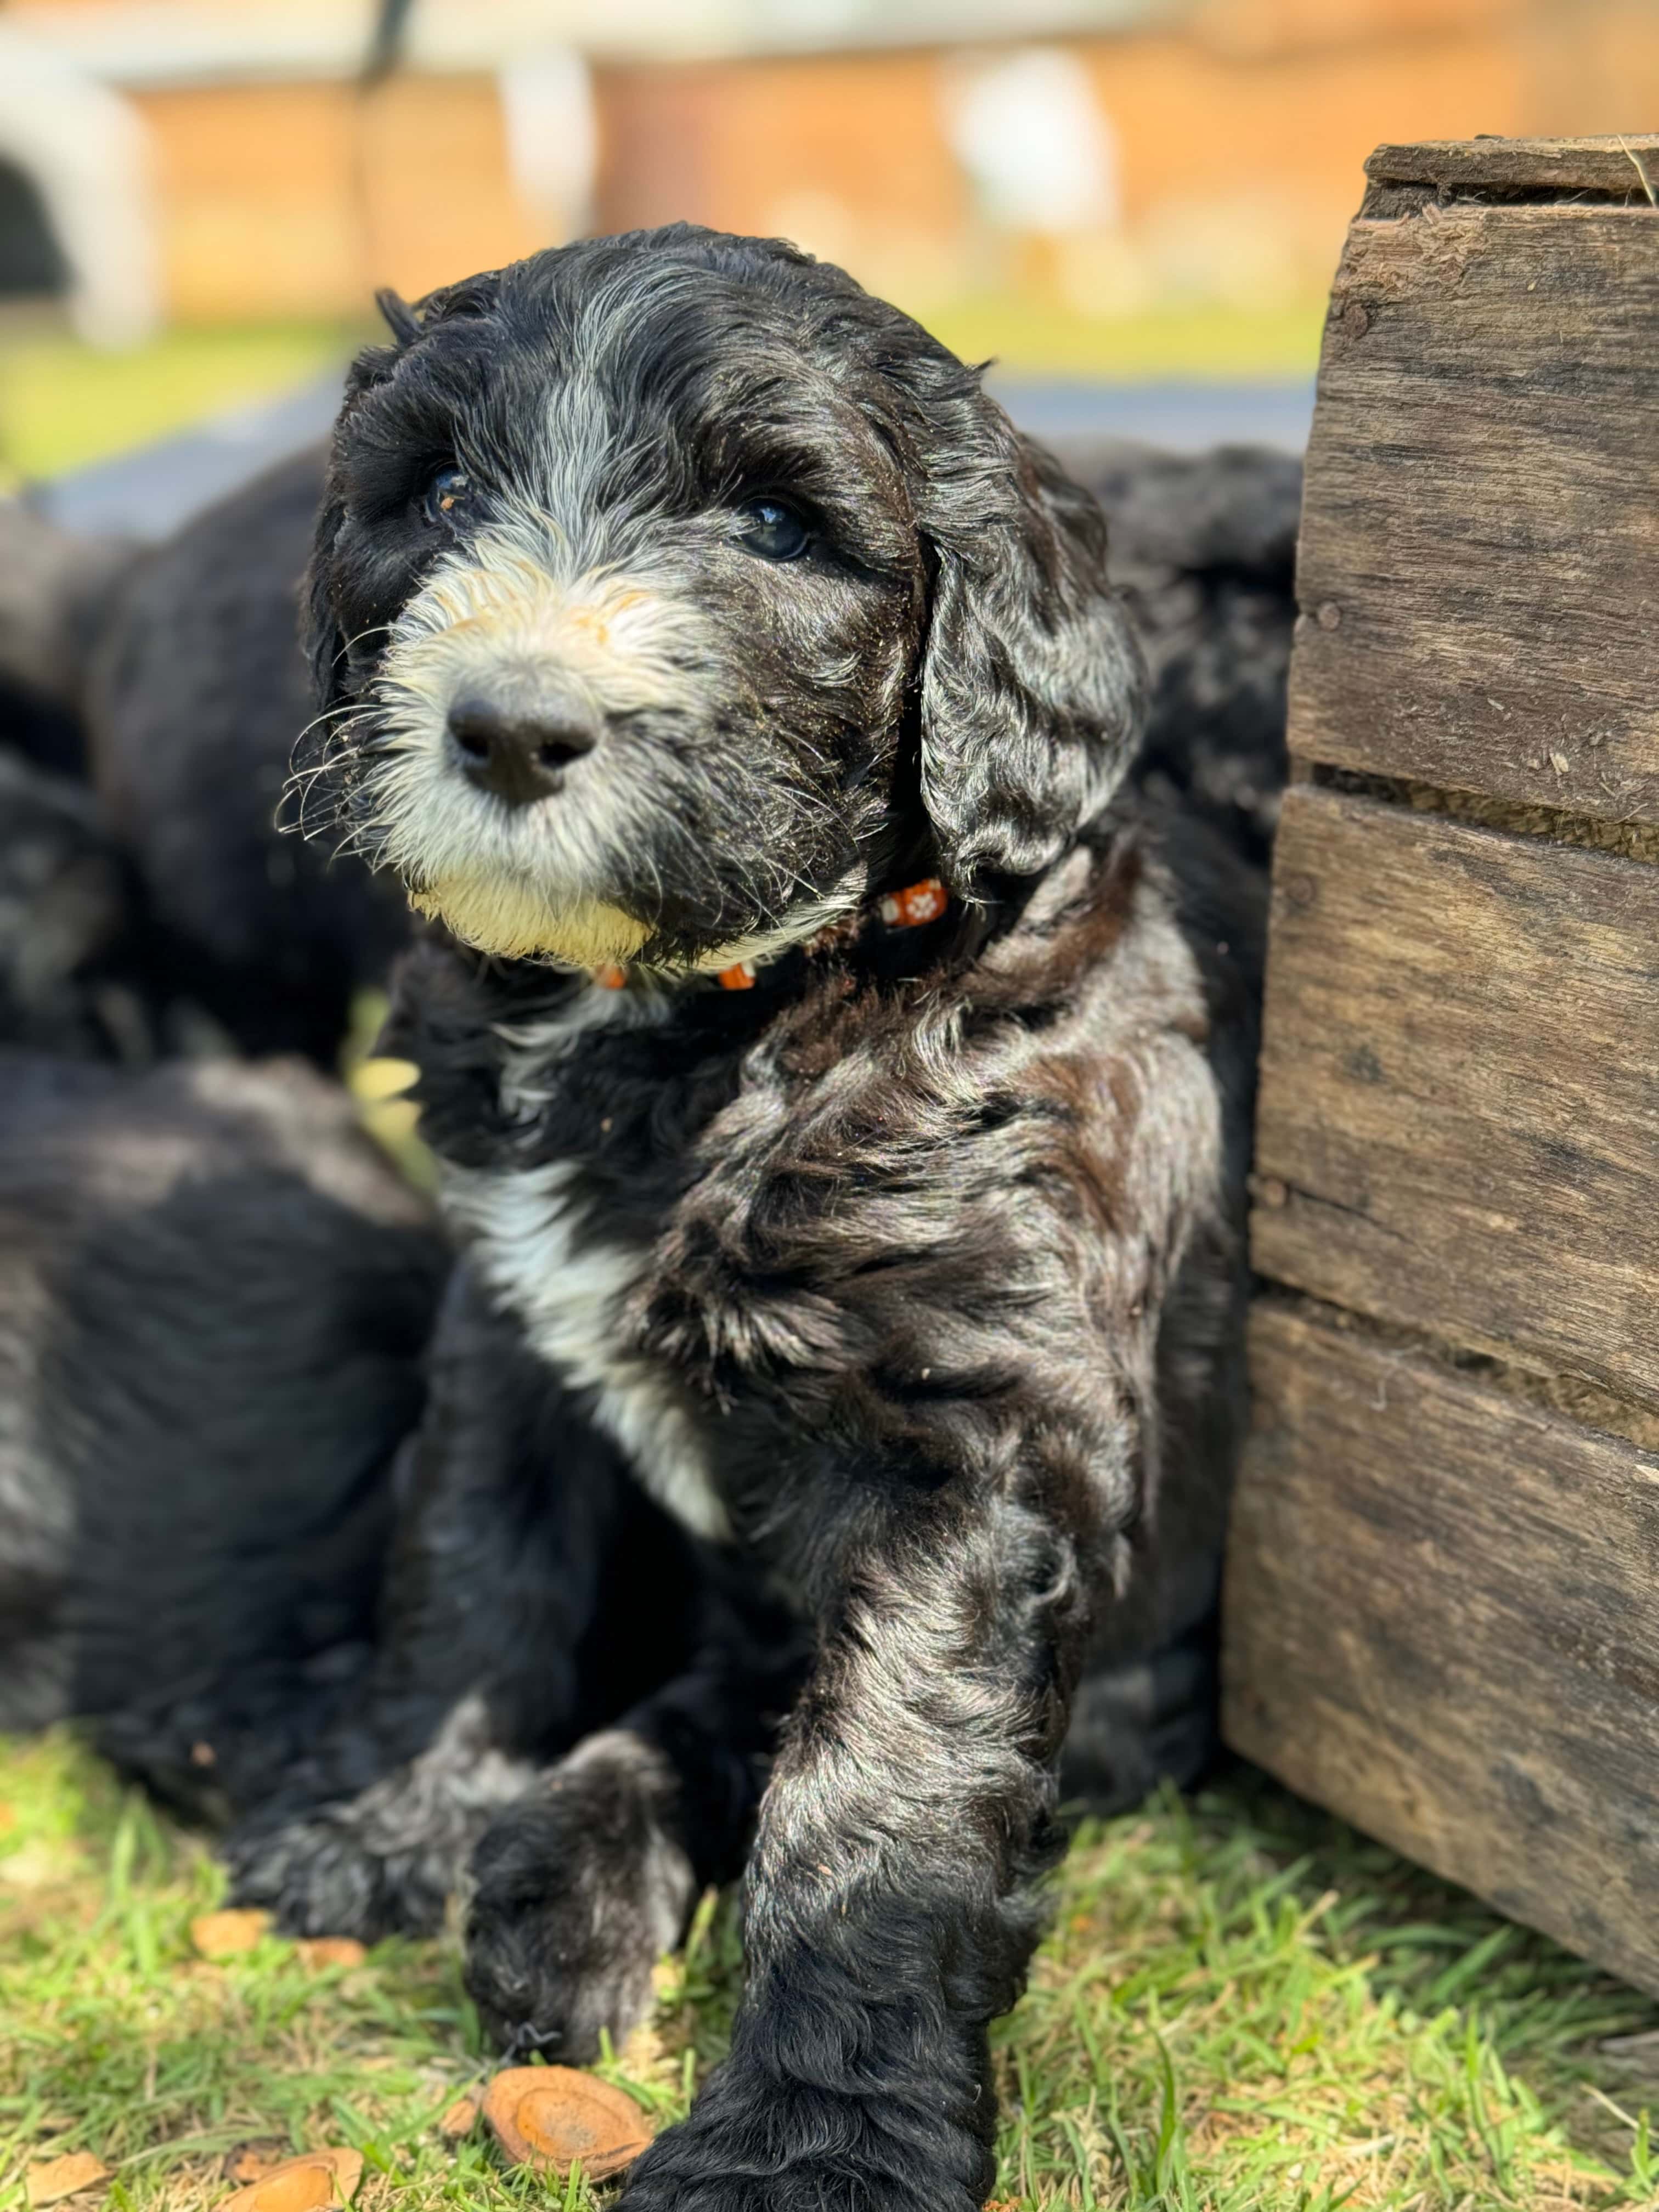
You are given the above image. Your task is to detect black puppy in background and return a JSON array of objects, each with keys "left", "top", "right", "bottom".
[
  {"left": 81, "top": 455, "right": 409, "bottom": 1068},
  {"left": 211, "top": 227, "right": 1273, "bottom": 2212},
  {"left": 0, "top": 1051, "right": 447, "bottom": 1810}
]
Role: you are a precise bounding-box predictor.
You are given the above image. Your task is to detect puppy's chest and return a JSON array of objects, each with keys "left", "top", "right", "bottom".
[
  {"left": 438, "top": 1002, "right": 736, "bottom": 1543},
  {"left": 444, "top": 1148, "right": 729, "bottom": 1541}
]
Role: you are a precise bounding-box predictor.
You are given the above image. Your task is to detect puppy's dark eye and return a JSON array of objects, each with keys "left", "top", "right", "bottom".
[
  {"left": 423, "top": 465, "right": 471, "bottom": 526},
  {"left": 736, "top": 498, "right": 809, "bottom": 562}
]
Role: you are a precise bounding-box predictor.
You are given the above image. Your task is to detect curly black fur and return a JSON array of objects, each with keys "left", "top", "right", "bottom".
[
  {"left": 0, "top": 753, "right": 164, "bottom": 1061},
  {"left": 0, "top": 1050, "right": 445, "bottom": 1812},
  {"left": 206, "top": 226, "right": 1279, "bottom": 2209},
  {"left": 0, "top": 499, "right": 134, "bottom": 780},
  {"left": 82, "top": 452, "right": 407, "bottom": 1064}
]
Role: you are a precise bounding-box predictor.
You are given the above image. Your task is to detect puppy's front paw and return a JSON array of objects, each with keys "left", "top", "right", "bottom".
[
  {"left": 225, "top": 1699, "right": 537, "bottom": 1939},
  {"left": 614, "top": 2067, "right": 990, "bottom": 2212},
  {"left": 463, "top": 1731, "right": 696, "bottom": 2059}
]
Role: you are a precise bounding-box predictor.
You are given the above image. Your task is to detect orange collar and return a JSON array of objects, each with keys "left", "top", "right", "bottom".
[{"left": 591, "top": 876, "right": 947, "bottom": 992}]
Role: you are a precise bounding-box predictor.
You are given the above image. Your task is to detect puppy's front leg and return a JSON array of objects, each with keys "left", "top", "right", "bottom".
[
  {"left": 620, "top": 1482, "right": 1092, "bottom": 2212},
  {"left": 462, "top": 1557, "right": 809, "bottom": 2059}
]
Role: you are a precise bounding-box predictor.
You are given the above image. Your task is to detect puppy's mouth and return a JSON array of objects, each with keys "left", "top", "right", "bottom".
[
  {"left": 407, "top": 871, "right": 650, "bottom": 968},
  {"left": 352, "top": 551, "right": 704, "bottom": 966},
  {"left": 328, "top": 546, "right": 870, "bottom": 973},
  {"left": 405, "top": 859, "right": 867, "bottom": 979},
  {"left": 364, "top": 725, "right": 650, "bottom": 966},
  {"left": 373, "top": 712, "right": 855, "bottom": 976}
]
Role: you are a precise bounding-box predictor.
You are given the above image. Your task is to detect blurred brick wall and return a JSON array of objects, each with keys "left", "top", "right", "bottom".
[
  {"left": 130, "top": 75, "right": 545, "bottom": 322},
  {"left": 10, "top": 0, "right": 1657, "bottom": 325},
  {"left": 596, "top": 48, "right": 974, "bottom": 309},
  {"left": 593, "top": 0, "right": 1657, "bottom": 318}
]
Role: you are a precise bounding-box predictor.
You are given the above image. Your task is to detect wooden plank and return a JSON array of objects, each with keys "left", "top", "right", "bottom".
[
  {"left": 1365, "top": 133, "right": 1659, "bottom": 195},
  {"left": 1289, "top": 197, "right": 1659, "bottom": 822},
  {"left": 1222, "top": 1303, "right": 1659, "bottom": 1993},
  {"left": 1251, "top": 785, "right": 1659, "bottom": 1405}
]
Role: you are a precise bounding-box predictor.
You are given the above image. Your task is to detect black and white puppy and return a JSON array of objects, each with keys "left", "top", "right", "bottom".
[{"left": 235, "top": 225, "right": 1262, "bottom": 2211}]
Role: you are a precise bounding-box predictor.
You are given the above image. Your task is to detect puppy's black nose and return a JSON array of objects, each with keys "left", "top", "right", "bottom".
[{"left": 447, "top": 693, "right": 600, "bottom": 808}]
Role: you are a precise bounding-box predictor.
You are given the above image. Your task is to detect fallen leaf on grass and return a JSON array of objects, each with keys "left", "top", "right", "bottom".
[
  {"left": 218, "top": 2148, "right": 362, "bottom": 2212},
  {"left": 295, "top": 1937, "right": 366, "bottom": 1972},
  {"left": 190, "top": 1908, "right": 270, "bottom": 1959},
  {"left": 483, "top": 2066, "right": 651, "bottom": 2182},
  {"left": 26, "top": 2153, "right": 109, "bottom": 2205},
  {"left": 438, "top": 2097, "right": 479, "bottom": 2139}
]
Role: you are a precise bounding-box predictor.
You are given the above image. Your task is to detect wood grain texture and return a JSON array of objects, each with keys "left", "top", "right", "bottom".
[
  {"left": 1251, "top": 785, "right": 1659, "bottom": 1405},
  {"left": 1289, "top": 195, "right": 1659, "bottom": 821},
  {"left": 1223, "top": 1302, "right": 1659, "bottom": 1993},
  {"left": 1365, "top": 134, "right": 1659, "bottom": 194}
]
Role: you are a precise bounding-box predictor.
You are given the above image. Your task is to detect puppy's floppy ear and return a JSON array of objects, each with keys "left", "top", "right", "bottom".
[
  {"left": 300, "top": 323, "right": 416, "bottom": 715},
  {"left": 912, "top": 386, "right": 1146, "bottom": 889},
  {"left": 302, "top": 482, "right": 352, "bottom": 720},
  {"left": 301, "top": 274, "right": 498, "bottom": 716}
]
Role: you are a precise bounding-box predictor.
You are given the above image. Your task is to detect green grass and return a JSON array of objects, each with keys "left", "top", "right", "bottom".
[
  {"left": 5, "top": 1733, "right": 1658, "bottom": 2211},
  {"left": 0, "top": 323, "right": 356, "bottom": 487}
]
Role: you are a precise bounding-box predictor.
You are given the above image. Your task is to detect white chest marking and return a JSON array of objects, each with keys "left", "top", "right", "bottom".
[{"left": 444, "top": 1155, "right": 731, "bottom": 1543}]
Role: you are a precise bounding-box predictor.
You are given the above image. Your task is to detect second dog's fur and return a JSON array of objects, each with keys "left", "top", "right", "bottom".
[{"left": 0, "top": 1051, "right": 445, "bottom": 1808}]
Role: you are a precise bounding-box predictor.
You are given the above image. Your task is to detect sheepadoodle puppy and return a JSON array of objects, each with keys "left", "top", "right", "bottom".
[{"left": 232, "top": 225, "right": 1266, "bottom": 2211}]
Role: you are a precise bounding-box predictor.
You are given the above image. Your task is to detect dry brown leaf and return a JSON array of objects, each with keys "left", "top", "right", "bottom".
[
  {"left": 438, "top": 2097, "right": 478, "bottom": 2140},
  {"left": 217, "top": 2148, "right": 362, "bottom": 2212},
  {"left": 294, "top": 1938, "right": 367, "bottom": 1972},
  {"left": 190, "top": 1909, "right": 270, "bottom": 1960},
  {"left": 482, "top": 2066, "right": 651, "bottom": 2182},
  {"left": 26, "top": 2153, "right": 109, "bottom": 2206}
]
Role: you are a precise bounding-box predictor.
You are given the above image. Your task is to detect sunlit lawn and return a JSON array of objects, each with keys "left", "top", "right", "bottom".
[
  {"left": 925, "top": 293, "right": 1327, "bottom": 380},
  {"left": 4, "top": 1730, "right": 1658, "bottom": 2212},
  {"left": 0, "top": 321, "right": 357, "bottom": 488}
]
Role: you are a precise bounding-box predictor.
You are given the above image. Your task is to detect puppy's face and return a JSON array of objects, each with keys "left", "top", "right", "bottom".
[{"left": 302, "top": 229, "right": 1144, "bottom": 971}]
